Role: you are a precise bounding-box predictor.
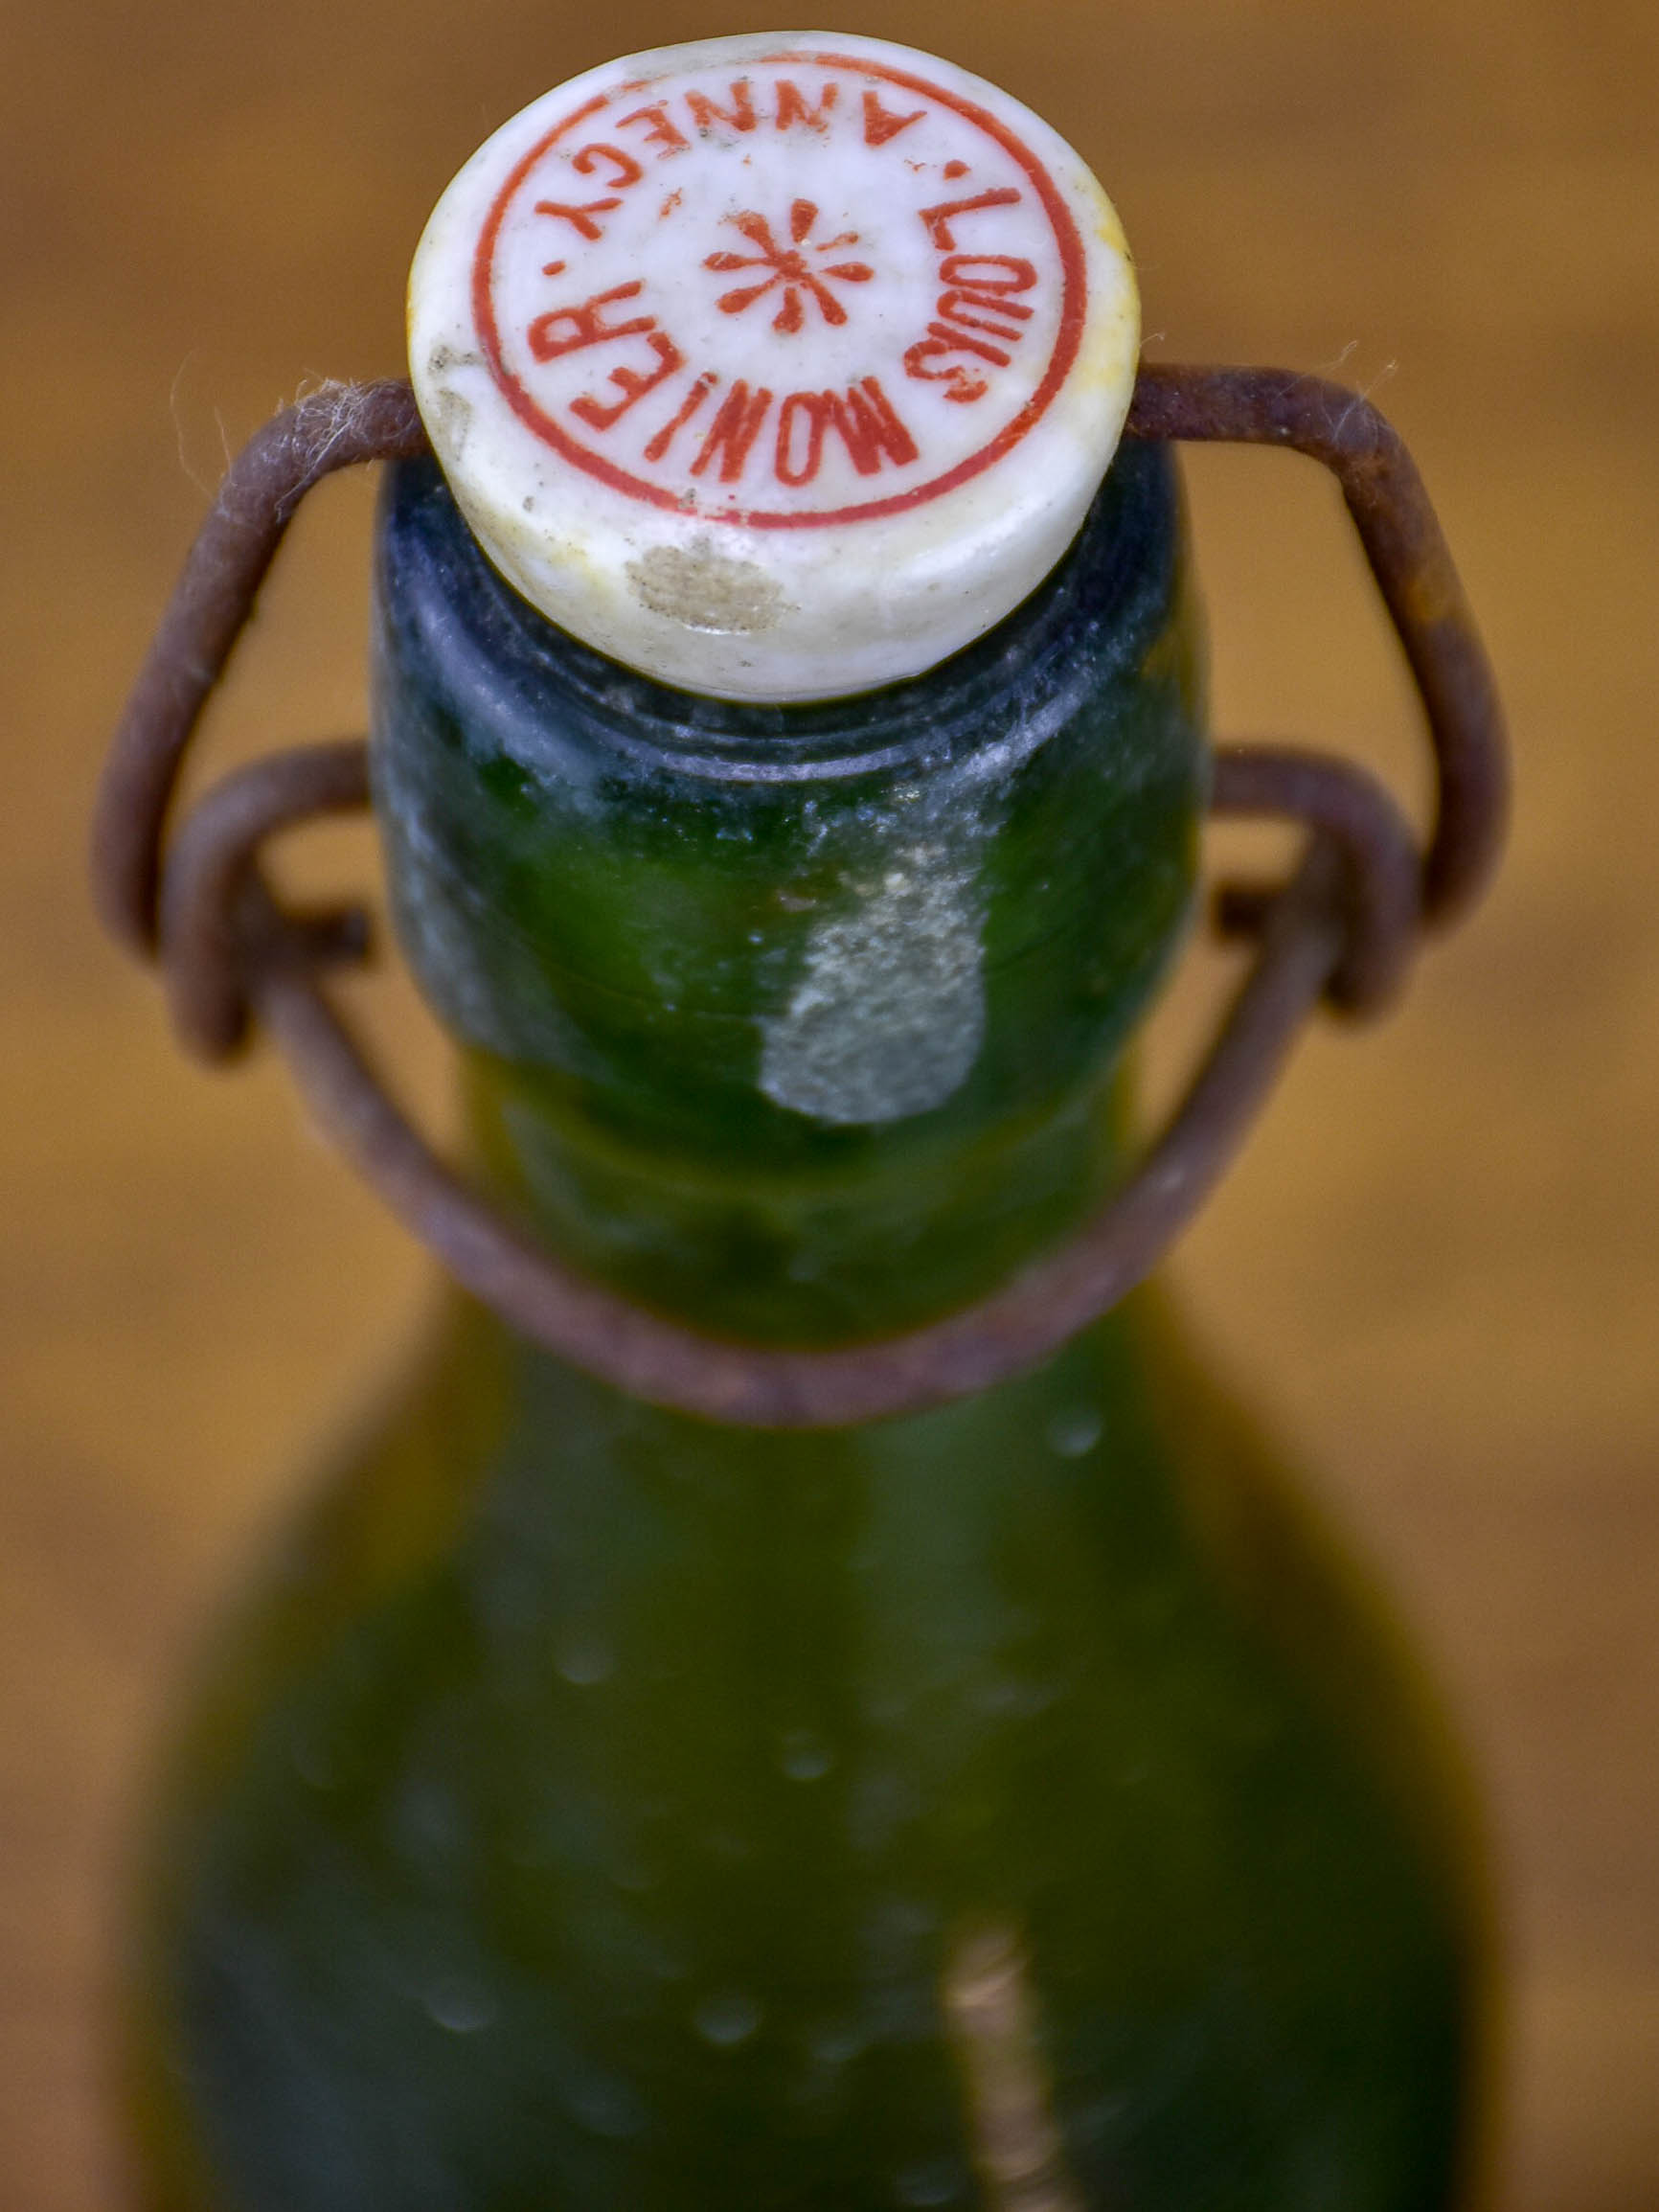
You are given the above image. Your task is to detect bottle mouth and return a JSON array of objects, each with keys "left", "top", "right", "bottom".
[{"left": 379, "top": 436, "right": 1178, "bottom": 790}]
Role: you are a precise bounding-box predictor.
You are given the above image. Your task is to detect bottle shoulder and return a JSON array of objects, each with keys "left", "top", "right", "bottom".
[
  {"left": 147, "top": 1295, "right": 1479, "bottom": 1889},
  {"left": 127, "top": 1299, "right": 1481, "bottom": 2211}
]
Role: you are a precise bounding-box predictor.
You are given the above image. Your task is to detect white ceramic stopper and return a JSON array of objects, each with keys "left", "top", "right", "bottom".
[{"left": 409, "top": 32, "right": 1139, "bottom": 700}]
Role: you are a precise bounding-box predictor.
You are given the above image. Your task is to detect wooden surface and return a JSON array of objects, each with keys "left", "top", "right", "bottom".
[{"left": 2, "top": 0, "right": 1655, "bottom": 2203}]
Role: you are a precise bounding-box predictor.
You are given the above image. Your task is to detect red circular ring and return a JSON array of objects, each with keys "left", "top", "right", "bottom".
[{"left": 469, "top": 51, "right": 1091, "bottom": 531}]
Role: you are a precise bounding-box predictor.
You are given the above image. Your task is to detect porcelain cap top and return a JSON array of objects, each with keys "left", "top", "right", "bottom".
[{"left": 408, "top": 32, "right": 1139, "bottom": 700}]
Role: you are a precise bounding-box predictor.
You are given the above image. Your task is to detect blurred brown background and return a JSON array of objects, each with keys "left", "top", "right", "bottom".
[{"left": 2, "top": 0, "right": 1655, "bottom": 2205}]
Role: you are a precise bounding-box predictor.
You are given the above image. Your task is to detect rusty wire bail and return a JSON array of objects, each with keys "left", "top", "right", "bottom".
[{"left": 91, "top": 367, "right": 1508, "bottom": 1428}]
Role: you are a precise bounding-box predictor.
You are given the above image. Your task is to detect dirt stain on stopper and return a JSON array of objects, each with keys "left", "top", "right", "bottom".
[
  {"left": 626, "top": 540, "right": 788, "bottom": 634},
  {"left": 760, "top": 843, "right": 986, "bottom": 1125}
]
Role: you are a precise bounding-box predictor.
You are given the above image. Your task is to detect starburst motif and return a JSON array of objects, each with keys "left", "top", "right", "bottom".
[{"left": 703, "top": 199, "right": 875, "bottom": 334}]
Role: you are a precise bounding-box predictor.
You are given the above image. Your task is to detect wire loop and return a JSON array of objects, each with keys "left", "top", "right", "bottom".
[{"left": 92, "top": 369, "right": 1507, "bottom": 1427}]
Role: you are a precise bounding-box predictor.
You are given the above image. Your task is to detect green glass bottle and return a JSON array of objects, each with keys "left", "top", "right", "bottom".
[{"left": 118, "top": 34, "right": 1489, "bottom": 2212}]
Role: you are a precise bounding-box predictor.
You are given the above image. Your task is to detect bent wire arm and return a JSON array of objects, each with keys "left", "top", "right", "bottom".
[{"left": 91, "top": 368, "right": 1507, "bottom": 1427}]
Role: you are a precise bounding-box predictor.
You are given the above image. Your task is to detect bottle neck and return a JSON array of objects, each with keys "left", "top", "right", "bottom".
[
  {"left": 372, "top": 440, "right": 1206, "bottom": 1348},
  {"left": 459, "top": 1049, "right": 1138, "bottom": 1344}
]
